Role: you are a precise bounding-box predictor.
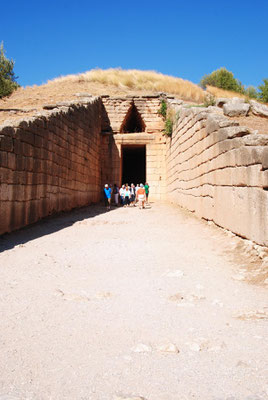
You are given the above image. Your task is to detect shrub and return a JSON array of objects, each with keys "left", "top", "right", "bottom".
[
  {"left": 200, "top": 67, "right": 244, "bottom": 93},
  {"left": 245, "top": 86, "right": 258, "bottom": 99},
  {"left": 164, "top": 118, "right": 173, "bottom": 136},
  {"left": 203, "top": 94, "right": 216, "bottom": 107},
  {"left": 158, "top": 99, "right": 167, "bottom": 118},
  {"left": 258, "top": 79, "right": 268, "bottom": 103},
  {"left": 0, "top": 42, "right": 19, "bottom": 98}
]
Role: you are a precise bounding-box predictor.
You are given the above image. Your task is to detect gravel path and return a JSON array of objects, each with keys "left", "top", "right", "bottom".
[{"left": 0, "top": 202, "right": 267, "bottom": 400}]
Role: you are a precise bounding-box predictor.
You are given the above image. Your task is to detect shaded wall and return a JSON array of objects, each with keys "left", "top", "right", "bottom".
[
  {"left": 0, "top": 98, "right": 103, "bottom": 234},
  {"left": 166, "top": 107, "right": 268, "bottom": 246}
]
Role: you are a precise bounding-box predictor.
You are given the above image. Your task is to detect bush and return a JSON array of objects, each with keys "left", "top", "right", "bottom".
[
  {"left": 245, "top": 86, "right": 258, "bottom": 99},
  {"left": 158, "top": 100, "right": 167, "bottom": 118},
  {"left": 258, "top": 79, "right": 268, "bottom": 103},
  {"left": 203, "top": 94, "right": 216, "bottom": 107},
  {"left": 0, "top": 42, "right": 19, "bottom": 98},
  {"left": 164, "top": 118, "right": 173, "bottom": 136},
  {"left": 200, "top": 67, "right": 244, "bottom": 93}
]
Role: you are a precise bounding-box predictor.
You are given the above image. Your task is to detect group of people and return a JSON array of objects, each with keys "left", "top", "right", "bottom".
[{"left": 103, "top": 182, "right": 149, "bottom": 210}]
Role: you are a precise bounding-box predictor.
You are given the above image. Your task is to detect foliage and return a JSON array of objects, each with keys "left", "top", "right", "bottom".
[
  {"left": 245, "top": 86, "right": 258, "bottom": 99},
  {"left": 203, "top": 94, "right": 216, "bottom": 107},
  {"left": 200, "top": 67, "right": 244, "bottom": 93},
  {"left": 0, "top": 42, "right": 19, "bottom": 98},
  {"left": 158, "top": 100, "right": 167, "bottom": 118},
  {"left": 164, "top": 118, "right": 173, "bottom": 136},
  {"left": 159, "top": 103, "right": 174, "bottom": 136},
  {"left": 258, "top": 79, "right": 268, "bottom": 103}
]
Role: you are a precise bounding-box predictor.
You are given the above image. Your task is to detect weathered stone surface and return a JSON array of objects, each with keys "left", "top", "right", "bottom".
[
  {"left": 242, "top": 134, "right": 268, "bottom": 146},
  {"left": 206, "top": 113, "right": 238, "bottom": 134},
  {"left": 168, "top": 99, "right": 183, "bottom": 106},
  {"left": 216, "top": 98, "right": 229, "bottom": 108},
  {"left": 74, "top": 92, "right": 92, "bottom": 97},
  {"left": 223, "top": 100, "right": 250, "bottom": 117},
  {"left": 0, "top": 98, "right": 103, "bottom": 235},
  {"left": 250, "top": 100, "right": 268, "bottom": 118},
  {"left": 166, "top": 106, "right": 268, "bottom": 246},
  {"left": 262, "top": 147, "right": 268, "bottom": 170},
  {"left": 218, "top": 125, "right": 251, "bottom": 139},
  {"left": 207, "top": 106, "right": 223, "bottom": 114}
]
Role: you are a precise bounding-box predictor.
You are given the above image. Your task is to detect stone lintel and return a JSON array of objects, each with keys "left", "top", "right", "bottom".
[{"left": 113, "top": 133, "right": 156, "bottom": 144}]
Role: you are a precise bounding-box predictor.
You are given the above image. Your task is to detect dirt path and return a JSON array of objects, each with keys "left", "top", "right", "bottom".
[{"left": 0, "top": 203, "right": 267, "bottom": 400}]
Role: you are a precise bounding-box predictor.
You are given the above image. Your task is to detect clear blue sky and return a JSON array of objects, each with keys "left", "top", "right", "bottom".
[{"left": 1, "top": 0, "right": 267, "bottom": 88}]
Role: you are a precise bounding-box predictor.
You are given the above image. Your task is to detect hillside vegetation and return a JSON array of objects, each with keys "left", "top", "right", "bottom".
[
  {"left": 0, "top": 68, "right": 267, "bottom": 127},
  {"left": 48, "top": 68, "right": 206, "bottom": 102}
]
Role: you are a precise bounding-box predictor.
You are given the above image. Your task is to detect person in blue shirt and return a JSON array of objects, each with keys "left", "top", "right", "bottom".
[{"left": 104, "top": 184, "right": 112, "bottom": 210}]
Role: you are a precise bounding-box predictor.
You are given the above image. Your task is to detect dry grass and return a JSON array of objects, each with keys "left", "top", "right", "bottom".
[
  {"left": 206, "top": 85, "right": 247, "bottom": 99},
  {"left": 0, "top": 68, "right": 206, "bottom": 124},
  {"left": 48, "top": 68, "right": 206, "bottom": 102}
]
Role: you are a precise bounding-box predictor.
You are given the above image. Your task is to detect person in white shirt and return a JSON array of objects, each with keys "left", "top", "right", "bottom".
[
  {"left": 123, "top": 184, "right": 131, "bottom": 207},
  {"left": 119, "top": 185, "right": 125, "bottom": 205},
  {"left": 130, "top": 183, "right": 136, "bottom": 206}
]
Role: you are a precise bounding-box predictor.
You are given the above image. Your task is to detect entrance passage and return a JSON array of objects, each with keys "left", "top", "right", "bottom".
[{"left": 122, "top": 145, "right": 146, "bottom": 185}]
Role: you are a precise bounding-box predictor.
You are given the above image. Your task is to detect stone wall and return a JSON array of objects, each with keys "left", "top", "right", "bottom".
[
  {"left": 0, "top": 98, "right": 103, "bottom": 235},
  {"left": 166, "top": 107, "right": 268, "bottom": 246},
  {"left": 101, "top": 95, "right": 164, "bottom": 133}
]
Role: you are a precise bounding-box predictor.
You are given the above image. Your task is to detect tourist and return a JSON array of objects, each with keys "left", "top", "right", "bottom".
[
  {"left": 103, "top": 184, "right": 112, "bottom": 210},
  {"left": 130, "top": 183, "right": 136, "bottom": 206},
  {"left": 124, "top": 184, "right": 131, "bottom": 207},
  {"left": 119, "top": 184, "right": 125, "bottom": 205},
  {"left": 136, "top": 183, "right": 146, "bottom": 209},
  {"left": 144, "top": 182, "right": 149, "bottom": 203},
  {"left": 113, "top": 183, "right": 119, "bottom": 206}
]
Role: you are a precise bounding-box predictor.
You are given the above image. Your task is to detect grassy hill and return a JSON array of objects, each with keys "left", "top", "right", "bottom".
[{"left": 0, "top": 69, "right": 267, "bottom": 134}]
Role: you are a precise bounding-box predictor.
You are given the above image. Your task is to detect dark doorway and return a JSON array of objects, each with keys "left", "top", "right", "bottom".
[
  {"left": 122, "top": 145, "right": 146, "bottom": 185},
  {"left": 120, "top": 103, "right": 146, "bottom": 133}
]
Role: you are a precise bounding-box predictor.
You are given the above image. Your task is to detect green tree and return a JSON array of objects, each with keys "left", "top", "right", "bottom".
[
  {"left": 258, "top": 79, "right": 268, "bottom": 103},
  {"left": 200, "top": 67, "right": 244, "bottom": 93},
  {"left": 0, "top": 42, "right": 19, "bottom": 98}
]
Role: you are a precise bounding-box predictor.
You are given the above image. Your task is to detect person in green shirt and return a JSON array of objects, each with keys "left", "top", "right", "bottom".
[{"left": 144, "top": 182, "right": 149, "bottom": 203}]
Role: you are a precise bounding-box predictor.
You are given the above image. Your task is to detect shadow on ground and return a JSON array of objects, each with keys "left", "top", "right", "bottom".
[{"left": 0, "top": 203, "right": 120, "bottom": 253}]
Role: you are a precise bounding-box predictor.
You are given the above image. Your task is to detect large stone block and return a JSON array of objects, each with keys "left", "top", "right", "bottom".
[
  {"left": 7, "top": 153, "right": 16, "bottom": 170},
  {"left": 0, "top": 151, "right": 8, "bottom": 168},
  {"left": 0, "top": 201, "right": 12, "bottom": 234},
  {"left": 0, "top": 135, "right": 13, "bottom": 152},
  {"left": 213, "top": 186, "right": 268, "bottom": 246},
  {"left": 223, "top": 101, "right": 250, "bottom": 117},
  {"left": 250, "top": 100, "right": 268, "bottom": 118},
  {"left": 206, "top": 113, "right": 237, "bottom": 135}
]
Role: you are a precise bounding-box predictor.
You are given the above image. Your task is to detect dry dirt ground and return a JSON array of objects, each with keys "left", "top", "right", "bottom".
[
  {"left": 229, "top": 115, "right": 268, "bottom": 135},
  {"left": 0, "top": 202, "right": 268, "bottom": 400}
]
